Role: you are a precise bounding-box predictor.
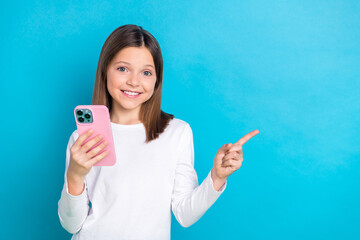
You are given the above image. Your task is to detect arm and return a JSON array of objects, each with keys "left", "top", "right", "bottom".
[
  {"left": 171, "top": 124, "right": 227, "bottom": 228},
  {"left": 57, "top": 131, "right": 90, "bottom": 234}
]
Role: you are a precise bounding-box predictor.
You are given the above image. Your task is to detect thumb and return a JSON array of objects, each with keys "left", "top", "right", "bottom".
[
  {"left": 225, "top": 143, "right": 232, "bottom": 153},
  {"left": 222, "top": 143, "right": 232, "bottom": 153}
]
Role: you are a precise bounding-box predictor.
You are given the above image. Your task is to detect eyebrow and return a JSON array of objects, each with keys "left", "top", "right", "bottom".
[{"left": 114, "top": 61, "right": 155, "bottom": 69}]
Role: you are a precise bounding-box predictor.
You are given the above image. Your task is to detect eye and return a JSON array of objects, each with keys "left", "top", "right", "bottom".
[
  {"left": 144, "top": 71, "right": 152, "bottom": 76},
  {"left": 117, "top": 66, "right": 127, "bottom": 72}
]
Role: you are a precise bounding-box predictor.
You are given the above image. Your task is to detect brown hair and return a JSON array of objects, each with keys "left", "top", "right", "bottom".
[{"left": 92, "top": 24, "right": 174, "bottom": 143}]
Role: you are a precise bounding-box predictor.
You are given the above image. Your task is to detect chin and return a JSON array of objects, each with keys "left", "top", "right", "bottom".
[{"left": 118, "top": 102, "right": 142, "bottom": 110}]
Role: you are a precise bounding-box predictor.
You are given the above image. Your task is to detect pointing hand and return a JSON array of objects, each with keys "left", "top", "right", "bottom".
[{"left": 211, "top": 130, "right": 260, "bottom": 181}]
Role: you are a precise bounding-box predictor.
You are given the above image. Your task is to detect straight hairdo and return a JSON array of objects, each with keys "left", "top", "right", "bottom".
[{"left": 92, "top": 24, "right": 174, "bottom": 143}]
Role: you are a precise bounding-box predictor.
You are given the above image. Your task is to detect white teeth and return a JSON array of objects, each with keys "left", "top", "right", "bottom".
[{"left": 124, "top": 90, "right": 140, "bottom": 96}]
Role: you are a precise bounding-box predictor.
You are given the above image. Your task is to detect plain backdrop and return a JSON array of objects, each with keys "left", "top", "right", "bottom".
[{"left": 1, "top": 0, "right": 359, "bottom": 239}]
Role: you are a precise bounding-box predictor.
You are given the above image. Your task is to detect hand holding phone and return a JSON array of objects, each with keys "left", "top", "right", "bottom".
[
  {"left": 67, "top": 105, "right": 116, "bottom": 195},
  {"left": 68, "top": 128, "right": 109, "bottom": 178},
  {"left": 73, "top": 105, "right": 117, "bottom": 166}
]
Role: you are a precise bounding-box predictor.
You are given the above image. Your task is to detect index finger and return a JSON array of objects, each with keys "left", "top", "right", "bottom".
[
  {"left": 73, "top": 128, "right": 94, "bottom": 148},
  {"left": 236, "top": 130, "right": 260, "bottom": 146}
]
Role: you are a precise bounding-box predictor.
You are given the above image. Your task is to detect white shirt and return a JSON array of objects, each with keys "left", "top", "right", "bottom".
[{"left": 58, "top": 118, "right": 227, "bottom": 240}]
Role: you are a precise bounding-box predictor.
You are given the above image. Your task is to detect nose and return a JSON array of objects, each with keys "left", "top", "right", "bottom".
[{"left": 126, "top": 73, "right": 140, "bottom": 87}]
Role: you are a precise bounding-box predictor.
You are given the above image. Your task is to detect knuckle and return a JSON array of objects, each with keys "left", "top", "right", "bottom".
[
  {"left": 70, "top": 147, "right": 75, "bottom": 154},
  {"left": 95, "top": 153, "right": 104, "bottom": 162},
  {"left": 83, "top": 141, "right": 92, "bottom": 149},
  {"left": 85, "top": 150, "right": 94, "bottom": 158},
  {"left": 101, "top": 150, "right": 109, "bottom": 158},
  {"left": 89, "top": 145, "right": 99, "bottom": 153},
  {"left": 96, "top": 134, "right": 103, "bottom": 140},
  {"left": 99, "top": 150, "right": 107, "bottom": 156},
  {"left": 80, "top": 133, "right": 88, "bottom": 140},
  {"left": 71, "top": 152, "right": 81, "bottom": 161},
  {"left": 92, "top": 146, "right": 103, "bottom": 155}
]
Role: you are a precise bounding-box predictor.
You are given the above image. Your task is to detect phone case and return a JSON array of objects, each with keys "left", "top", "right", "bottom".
[{"left": 74, "top": 105, "right": 116, "bottom": 166}]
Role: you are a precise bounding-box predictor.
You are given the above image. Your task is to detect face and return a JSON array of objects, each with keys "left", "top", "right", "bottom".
[{"left": 106, "top": 46, "right": 157, "bottom": 118}]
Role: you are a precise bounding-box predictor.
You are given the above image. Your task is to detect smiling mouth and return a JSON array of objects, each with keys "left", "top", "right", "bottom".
[
  {"left": 121, "top": 90, "right": 142, "bottom": 97},
  {"left": 121, "top": 89, "right": 142, "bottom": 93}
]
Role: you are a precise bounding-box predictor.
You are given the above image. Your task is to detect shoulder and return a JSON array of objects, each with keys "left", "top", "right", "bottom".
[
  {"left": 168, "top": 117, "right": 191, "bottom": 131},
  {"left": 167, "top": 117, "right": 193, "bottom": 140},
  {"left": 167, "top": 118, "right": 194, "bottom": 148}
]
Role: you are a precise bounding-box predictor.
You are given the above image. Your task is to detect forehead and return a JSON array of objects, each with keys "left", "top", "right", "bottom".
[{"left": 111, "top": 46, "right": 154, "bottom": 66}]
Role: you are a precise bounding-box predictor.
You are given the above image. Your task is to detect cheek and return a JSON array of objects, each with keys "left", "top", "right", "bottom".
[
  {"left": 147, "top": 78, "right": 157, "bottom": 91},
  {"left": 145, "top": 81, "right": 156, "bottom": 95},
  {"left": 106, "top": 76, "right": 120, "bottom": 97},
  {"left": 106, "top": 77, "right": 113, "bottom": 93},
  {"left": 107, "top": 74, "right": 123, "bottom": 89}
]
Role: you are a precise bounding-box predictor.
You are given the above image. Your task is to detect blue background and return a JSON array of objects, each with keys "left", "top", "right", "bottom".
[{"left": 1, "top": 0, "right": 359, "bottom": 239}]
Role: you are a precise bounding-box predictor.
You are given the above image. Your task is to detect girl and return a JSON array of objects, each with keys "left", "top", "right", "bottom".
[{"left": 58, "top": 24, "right": 259, "bottom": 240}]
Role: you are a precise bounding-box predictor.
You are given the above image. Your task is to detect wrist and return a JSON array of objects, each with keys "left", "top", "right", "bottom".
[
  {"left": 67, "top": 170, "right": 85, "bottom": 183},
  {"left": 66, "top": 172, "right": 85, "bottom": 196},
  {"left": 67, "top": 176, "right": 85, "bottom": 187},
  {"left": 211, "top": 168, "right": 227, "bottom": 182},
  {"left": 211, "top": 169, "right": 227, "bottom": 191}
]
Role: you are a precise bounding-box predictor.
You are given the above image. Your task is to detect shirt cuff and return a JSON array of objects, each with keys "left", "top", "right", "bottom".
[{"left": 207, "top": 170, "right": 227, "bottom": 194}]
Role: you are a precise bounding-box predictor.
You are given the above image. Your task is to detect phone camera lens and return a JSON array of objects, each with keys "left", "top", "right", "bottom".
[
  {"left": 79, "top": 117, "right": 84, "bottom": 122},
  {"left": 76, "top": 110, "right": 83, "bottom": 115},
  {"left": 85, "top": 113, "right": 91, "bottom": 119}
]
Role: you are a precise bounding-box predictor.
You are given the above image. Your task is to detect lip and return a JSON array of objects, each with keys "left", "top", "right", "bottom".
[
  {"left": 121, "top": 89, "right": 142, "bottom": 93},
  {"left": 121, "top": 90, "right": 142, "bottom": 98}
]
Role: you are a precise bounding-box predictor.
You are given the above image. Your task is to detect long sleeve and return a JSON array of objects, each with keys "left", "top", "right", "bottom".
[
  {"left": 58, "top": 131, "right": 90, "bottom": 234},
  {"left": 171, "top": 124, "right": 227, "bottom": 228}
]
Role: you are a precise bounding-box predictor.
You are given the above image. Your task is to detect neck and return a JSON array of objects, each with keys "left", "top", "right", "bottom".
[{"left": 110, "top": 104, "right": 142, "bottom": 125}]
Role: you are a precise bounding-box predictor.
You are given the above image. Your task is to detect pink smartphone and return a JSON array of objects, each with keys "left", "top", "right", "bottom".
[{"left": 74, "top": 105, "right": 116, "bottom": 166}]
